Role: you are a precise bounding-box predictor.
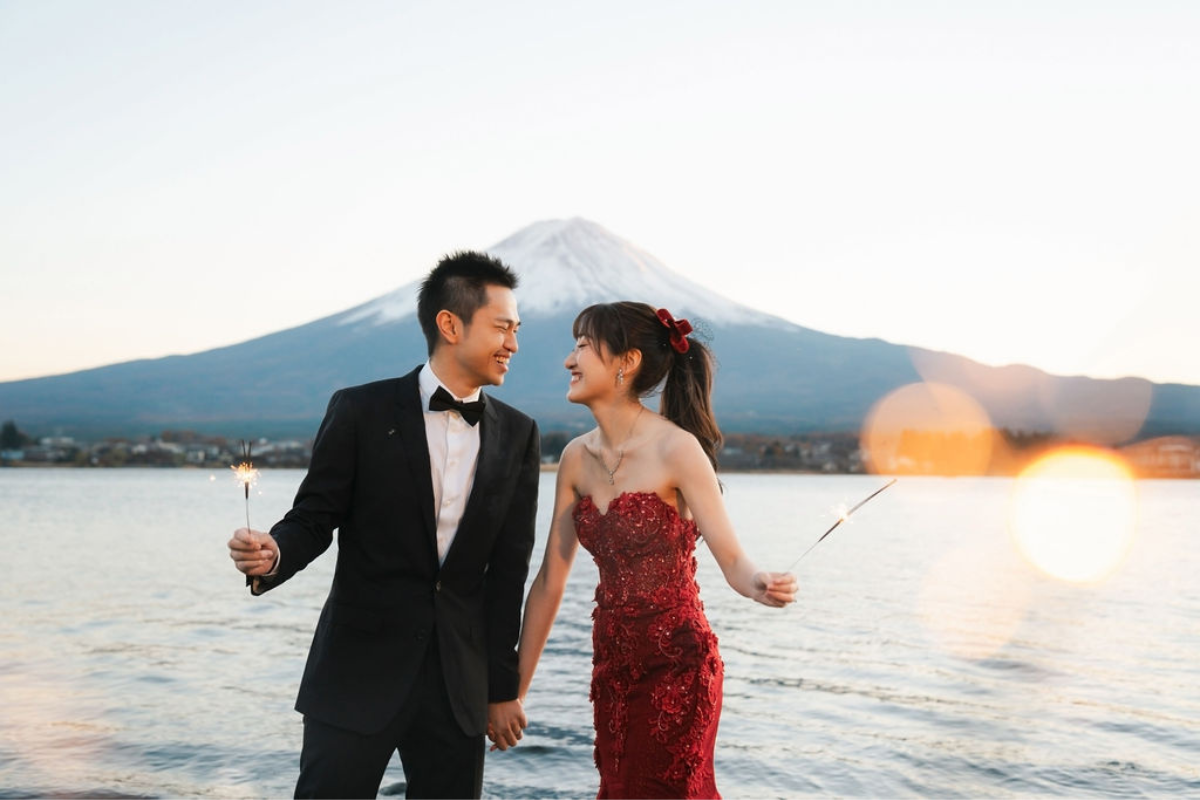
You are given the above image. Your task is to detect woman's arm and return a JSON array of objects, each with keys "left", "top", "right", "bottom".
[
  {"left": 670, "top": 431, "right": 797, "bottom": 607},
  {"left": 515, "top": 440, "right": 584, "bottom": 701}
]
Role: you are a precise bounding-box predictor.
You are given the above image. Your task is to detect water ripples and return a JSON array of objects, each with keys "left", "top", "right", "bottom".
[{"left": 2, "top": 470, "right": 1198, "bottom": 797}]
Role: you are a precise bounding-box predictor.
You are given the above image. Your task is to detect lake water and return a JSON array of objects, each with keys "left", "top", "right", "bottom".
[{"left": 0, "top": 469, "right": 1197, "bottom": 798}]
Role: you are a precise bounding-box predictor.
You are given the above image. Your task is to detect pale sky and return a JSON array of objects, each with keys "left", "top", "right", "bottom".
[{"left": 2, "top": 1, "right": 1198, "bottom": 385}]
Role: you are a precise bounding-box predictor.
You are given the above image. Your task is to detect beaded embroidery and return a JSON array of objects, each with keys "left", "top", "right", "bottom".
[{"left": 575, "top": 491, "right": 724, "bottom": 799}]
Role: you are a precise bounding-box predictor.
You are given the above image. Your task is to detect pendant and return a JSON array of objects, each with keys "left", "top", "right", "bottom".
[{"left": 592, "top": 445, "right": 623, "bottom": 485}]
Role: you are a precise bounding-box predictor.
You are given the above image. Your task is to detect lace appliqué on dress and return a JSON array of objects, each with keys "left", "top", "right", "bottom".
[{"left": 576, "top": 491, "right": 724, "bottom": 800}]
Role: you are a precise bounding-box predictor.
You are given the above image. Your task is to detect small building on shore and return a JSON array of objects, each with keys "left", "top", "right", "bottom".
[{"left": 1120, "top": 436, "right": 1200, "bottom": 478}]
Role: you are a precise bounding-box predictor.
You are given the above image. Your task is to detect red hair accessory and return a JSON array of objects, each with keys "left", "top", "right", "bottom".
[{"left": 656, "top": 308, "right": 693, "bottom": 353}]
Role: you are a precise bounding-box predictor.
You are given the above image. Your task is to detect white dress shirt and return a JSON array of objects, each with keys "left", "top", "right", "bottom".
[{"left": 419, "top": 362, "right": 482, "bottom": 565}]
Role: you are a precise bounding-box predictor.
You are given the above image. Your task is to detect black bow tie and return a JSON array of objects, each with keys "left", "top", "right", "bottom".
[{"left": 429, "top": 386, "right": 486, "bottom": 426}]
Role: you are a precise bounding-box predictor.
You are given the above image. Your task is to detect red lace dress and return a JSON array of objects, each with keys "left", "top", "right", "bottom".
[{"left": 574, "top": 491, "right": 723, "bottom": 799}]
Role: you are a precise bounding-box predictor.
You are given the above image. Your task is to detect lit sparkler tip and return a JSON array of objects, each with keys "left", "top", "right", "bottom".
[
  {"left": 231, "top": 462, "right": 260, "bottom": 486},
  {"left": 233, "top": 439, "right": 259, "bottom": 530},
  {"left": 232, "top": 440, "right": 259, "bottom": 483}
]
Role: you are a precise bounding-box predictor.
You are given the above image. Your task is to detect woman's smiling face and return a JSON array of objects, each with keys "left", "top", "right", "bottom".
[{"left": 564, "top": 336, "right": 618, "bottom": 405}]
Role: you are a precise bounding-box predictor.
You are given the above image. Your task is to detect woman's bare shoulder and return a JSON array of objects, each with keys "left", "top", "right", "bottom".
[{"left": 652, "top": 417, "right": 707, "bottom": 458}]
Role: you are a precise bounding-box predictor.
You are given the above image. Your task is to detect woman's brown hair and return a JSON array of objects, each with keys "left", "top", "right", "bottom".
[{"left": 572, "top": 302, "right": 722, "bottom": 470}]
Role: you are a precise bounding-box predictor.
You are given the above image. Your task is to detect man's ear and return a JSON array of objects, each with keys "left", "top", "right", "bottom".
[{"left": 435, "top": 310, "right": 462, "bottom": 346}]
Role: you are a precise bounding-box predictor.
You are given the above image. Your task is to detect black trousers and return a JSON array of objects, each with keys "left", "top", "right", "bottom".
[{"left": 294, "top": 638, "right": 484, "bottom": 799}]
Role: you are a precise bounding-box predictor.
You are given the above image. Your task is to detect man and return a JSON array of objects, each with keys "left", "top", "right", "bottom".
[{"left": 228, "top": 251, "right": 538, "bottom": 798}]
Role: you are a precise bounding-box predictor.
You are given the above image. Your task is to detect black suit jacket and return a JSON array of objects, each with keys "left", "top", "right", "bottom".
[{"left": 253, "top": 366, "right": 540, "bottom": 736}]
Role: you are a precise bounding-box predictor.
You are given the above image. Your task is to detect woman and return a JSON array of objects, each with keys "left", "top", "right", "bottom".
[{"left": 515, "top": 302, "right": 797, "bottom": 799}]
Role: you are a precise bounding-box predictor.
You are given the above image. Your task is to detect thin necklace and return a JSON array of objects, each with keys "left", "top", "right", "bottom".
[{"left": 593, "top": 405, "right": 644, "bottom": 485}]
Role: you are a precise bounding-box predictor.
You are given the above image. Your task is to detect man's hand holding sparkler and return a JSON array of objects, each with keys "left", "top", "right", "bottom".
[
  {"left": 752, "top": 571, "right": 798, "bottom": 608},
  {"left": 228, "top": 528, "right": 279, "bottom": 577},
  {"left": 227, "top": 440, "right": 277, "bottom": 579}
]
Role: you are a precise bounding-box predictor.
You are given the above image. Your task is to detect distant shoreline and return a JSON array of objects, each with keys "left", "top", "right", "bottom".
[
  {"left": 4, "top": 461, "right": 1197, "bottom": 479},
  {"left": 1, "top": 461, "right": 836, "bottom": 475}
]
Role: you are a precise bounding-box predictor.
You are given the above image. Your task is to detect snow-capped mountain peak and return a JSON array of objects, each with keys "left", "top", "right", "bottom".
[
  {"left": 493, "top": 217, "right": 771, "bottom": 324},
  {"left": 339, "top": 217, "right": 775, "bottom": 328}
]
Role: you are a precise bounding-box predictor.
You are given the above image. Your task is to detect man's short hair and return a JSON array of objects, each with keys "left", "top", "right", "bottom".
[{"left": 417, "top": 251, "right": 519, "bottom": 355}]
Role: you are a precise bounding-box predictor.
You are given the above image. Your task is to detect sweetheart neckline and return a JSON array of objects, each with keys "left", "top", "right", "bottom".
[{"left": 578, "top": 490, "right": 684, "bottom": 520}]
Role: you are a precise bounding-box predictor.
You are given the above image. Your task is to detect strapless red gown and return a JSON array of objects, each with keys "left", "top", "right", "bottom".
[{"left": 574, "top": 491, "right": 723, "bottom": 799}]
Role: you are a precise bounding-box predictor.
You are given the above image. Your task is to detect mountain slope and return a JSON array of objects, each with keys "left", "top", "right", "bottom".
[{"left": 1, "top": 218, "right": 1197, "bottom": 440}]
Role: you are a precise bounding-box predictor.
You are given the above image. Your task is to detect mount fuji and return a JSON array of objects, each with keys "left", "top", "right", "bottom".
[{"left": 2, "top": 217, "right": 1198, "bottom": 440}]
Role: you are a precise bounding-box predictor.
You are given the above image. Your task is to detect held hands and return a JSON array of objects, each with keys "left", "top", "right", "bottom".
[
  {"left": 486, "top": 698, "right": 527, "bottom": 752},
  {"left": 228, "top": 527, "right": 279, "bottom": 576},
  {"left": 753, "top": 571, "right": 797, "bottom": 608}
]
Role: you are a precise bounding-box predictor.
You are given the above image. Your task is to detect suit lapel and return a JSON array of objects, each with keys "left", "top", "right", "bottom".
[{"left": 393, "top": 369, "right": 437, "bottom": 546}]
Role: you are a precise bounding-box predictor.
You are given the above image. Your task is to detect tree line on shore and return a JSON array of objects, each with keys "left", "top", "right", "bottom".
[{"left": 6, "top": 418, "right": 1194, "bottom": 476}]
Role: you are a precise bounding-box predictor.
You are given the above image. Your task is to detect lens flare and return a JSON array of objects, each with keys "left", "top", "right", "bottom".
[
  {"left": 907, "top": 349, "right": 1154, "bottom": 446},
  {"left": 1038, "top": 378, "right": 1153, "bottom": 445},
  {"left": 917, "top": 544, "right": 1033, "bottom": 661},
  {"left": 1009, "top": 447, "right": 1138, "bottom": 583},
  {"left": 861, "top": 382, "right": 997, "bottom": 475}
]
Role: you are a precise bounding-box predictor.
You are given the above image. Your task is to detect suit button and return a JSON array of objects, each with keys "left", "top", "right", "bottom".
[
  {"left": 415, "top": 630, "right": 427, "bottom": 642},
  {"left": 435, "top": 580, "right": 442, "bottom": 593}
]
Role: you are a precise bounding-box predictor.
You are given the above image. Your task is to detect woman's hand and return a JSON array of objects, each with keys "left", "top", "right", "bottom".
[
  {"left": 486, "top": 698, "right": 527, "bottom": 751},
  {"left": 753, "top": 571, "right": 797, "bottom": 608}
]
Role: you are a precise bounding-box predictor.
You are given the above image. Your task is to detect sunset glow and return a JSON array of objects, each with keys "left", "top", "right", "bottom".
[
  {"left": 861, "top": 382, "right": 997, "bottom": 475},
  {"left": 1008, "top": 447, "right": 1138, "bottom": 583}
]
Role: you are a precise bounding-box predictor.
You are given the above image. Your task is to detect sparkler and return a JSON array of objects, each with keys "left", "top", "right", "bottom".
[
  {"left": 784, "top": 478, "right": 897, "bottom": 571},
  {"left": 230, "top": 439, "right": 259, "bottom": 531}
]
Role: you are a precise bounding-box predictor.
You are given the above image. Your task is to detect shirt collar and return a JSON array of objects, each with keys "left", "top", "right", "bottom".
[{"left": 419, "top": 361, "right": 483, "bottom": 407}]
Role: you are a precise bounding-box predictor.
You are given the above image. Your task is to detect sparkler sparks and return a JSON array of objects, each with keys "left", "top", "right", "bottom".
[
  {"left": 784, "top": 478, "right": 897, "bottom": 571},
  {"left": 230, "top": 440, "right": 259, "bottom": 531}
]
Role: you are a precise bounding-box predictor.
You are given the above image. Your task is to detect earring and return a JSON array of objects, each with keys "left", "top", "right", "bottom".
[{"left": 617, "top": 368, "right": 625, "bottom": 385}]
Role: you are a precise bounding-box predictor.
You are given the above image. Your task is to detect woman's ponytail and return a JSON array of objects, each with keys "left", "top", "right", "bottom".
[{"left": 662, "top": 338, "right": 722, "bottom": 470}]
